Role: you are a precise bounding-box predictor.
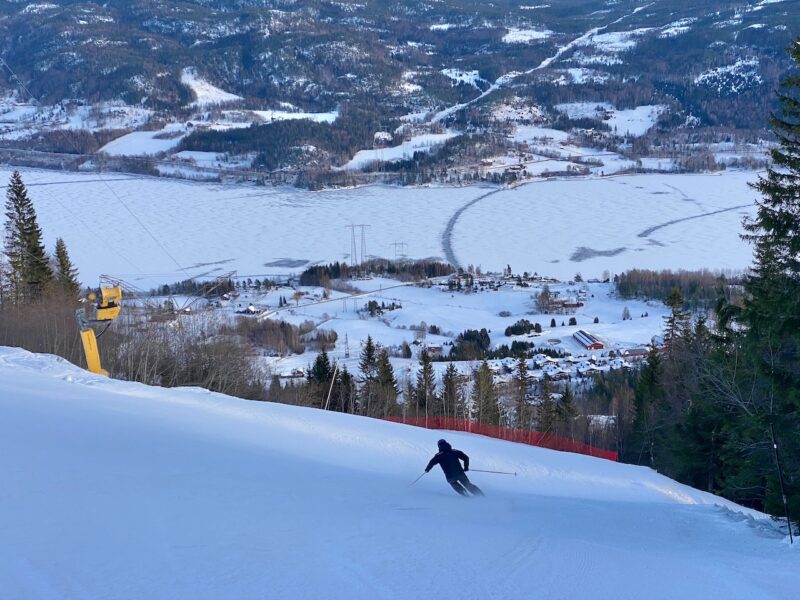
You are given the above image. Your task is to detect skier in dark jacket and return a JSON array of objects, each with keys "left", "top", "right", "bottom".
[{"left": 425, "top": 439, "right": 484, "bottom": 496}]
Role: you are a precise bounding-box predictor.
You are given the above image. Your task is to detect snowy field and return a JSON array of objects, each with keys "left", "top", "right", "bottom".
[
  {"left": 1, "top": 167, "right": 759, "bottom": 288},
  {"left": 181, "top": 67, "right": 243, "bottom": 107},
  {"left": 0, "top": 347, "right": 796, "bottom": 600},
  {"left": 240, "top": 279, "right": 670, "bottom": 379},
  {"left": 342, "top": 131, "right": 459, "bottom": 170},
  {"left": 554, "top": 102, "right": 667, "bottom": 137}
]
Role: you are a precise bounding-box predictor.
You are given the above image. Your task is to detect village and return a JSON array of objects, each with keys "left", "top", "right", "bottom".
[{"left": 179, "top": 265, "right": 665, "bottom": 391}]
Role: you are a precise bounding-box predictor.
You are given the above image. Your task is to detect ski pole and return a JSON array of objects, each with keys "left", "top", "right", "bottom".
[
  {"left": 470, "top": 469, "right": 517, "bottom": 476},
  {"left": 409, "top": 472, "right": 427, "bottom": 486}
]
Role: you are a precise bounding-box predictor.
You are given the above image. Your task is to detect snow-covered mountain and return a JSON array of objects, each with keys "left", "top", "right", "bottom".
[
  {"left": 1, "top": 346, "right": 796, "bottom": 599},
  {"left": 0, "top": 1, "right": 795, "bottom": 179}
]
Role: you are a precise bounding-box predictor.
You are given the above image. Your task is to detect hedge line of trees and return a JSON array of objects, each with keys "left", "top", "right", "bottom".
[
  {"left": 615, "top": 268, "right": 742, "bottom": 310},
  {"left": 299, "top": 259, "right": 454, "bottom": 287}
]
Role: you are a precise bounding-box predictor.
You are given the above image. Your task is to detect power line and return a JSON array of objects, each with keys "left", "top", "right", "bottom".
[
  {"left": 0, "top": 167, "right": 146, "bottom": 275},
  {"left": 0, "top": 56, "right": 191, "bottom": 279}
]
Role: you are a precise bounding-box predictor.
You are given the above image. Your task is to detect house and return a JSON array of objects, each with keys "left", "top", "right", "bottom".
[
  {"left": 425, "top": 343, "right": 444, "bottom": 358},
  {"left": 573, "top": 330, "right": 604, "bottom": 350},
  {"left": 579, "top": 365, "right": 603, "bottom": 377},
  {"left": 622, "top": 347, "right": 650, "bottom": 360}
]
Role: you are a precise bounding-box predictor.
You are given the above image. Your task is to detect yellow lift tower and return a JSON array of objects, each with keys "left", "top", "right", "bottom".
[{"left": 75, "top": 285, "right": 122, "bottom": 376}]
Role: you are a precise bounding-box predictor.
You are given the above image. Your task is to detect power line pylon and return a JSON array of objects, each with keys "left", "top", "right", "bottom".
[
  {"left": 391, "top": 241, "right": 408, "bottom": 261},
  {"left": 345, "top": 225, "right": 358, "bottom": 267},
  {"left": 358, "top": 224, "right": 370, "bottom": 265}
]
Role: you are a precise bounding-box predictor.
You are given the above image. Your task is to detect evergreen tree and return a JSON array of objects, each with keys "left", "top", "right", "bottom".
[
  {"left": 402, "top": 376, "right": 415, "bottom": 419},
  {"left": 375, "top": 349, "right": 399, "bottom": 416},
  {"left": 557, "top": 384, "right": 578, "bottom": 438},
  {"left": 3, "top": 171, "right": 53, "bottom": 302},
  {"left": 359, "top": 335, "right": 378, "bottom": 381},
  {"left": 334, "top": 366, "right": 357, "bottom": 414},
  {"left": 536, "top": 379, "right": 558, "bottom": 435},
  {"left": 663, "top": 288, "right": 690, "bottom": 356},
  {"left": 415, "top": 349, "right": 438, "bottom": 417},
  {"left": 628, "top": 347, "right": 664, "bottom": 466},
  {"left": 358, "top": 335, "right": 378, "bottom": 414},
  {"left": 730, "top": 41, "right": 800, "bottom": 520},
  {"left": 307, "top": 350, "right": 333, "bottom": 385},
  {"left": 513, "top": 356, "right": 530, "bottom": 429},
  {"left": 53, "top": 237, "right": 80, "bottom": 297},
  {"left": 441, "top": 362, "right": 459, "bottom": 419},
  {"left": 0, "top": 258, "right": 9, "bottom": 306},
  {"left": 473, "top": 360, "right": 499, "bottom": 425}
]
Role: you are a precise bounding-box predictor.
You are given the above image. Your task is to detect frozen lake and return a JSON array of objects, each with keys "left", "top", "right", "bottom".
[{"left": 2, "top": 168, "right": 760, "bottom": 288}]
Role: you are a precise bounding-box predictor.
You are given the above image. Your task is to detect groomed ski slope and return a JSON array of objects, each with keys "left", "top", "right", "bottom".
[{"left": 0, "top": 347, "right": 796, "bottom": 600}]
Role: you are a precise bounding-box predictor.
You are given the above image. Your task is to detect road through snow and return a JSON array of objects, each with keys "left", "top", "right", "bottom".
[
  {"left": 0, "top": 347, "right": 796, "bottom": 600},
  {"left": 431, "top": 4, "right": 654, "bottom": 123}
]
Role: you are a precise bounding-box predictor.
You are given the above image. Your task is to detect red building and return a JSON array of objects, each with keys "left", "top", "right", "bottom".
[{"left": 574, "top": 330, "right": 604, "bottom": 350}]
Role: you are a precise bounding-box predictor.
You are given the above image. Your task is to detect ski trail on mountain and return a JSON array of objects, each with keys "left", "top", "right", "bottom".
[{"left": 431, "top": 3, "right": 654, "bottom": 123}]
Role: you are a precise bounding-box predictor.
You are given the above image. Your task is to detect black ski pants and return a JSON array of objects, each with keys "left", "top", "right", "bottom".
[{"left": 448, "top": 472, "right": 483, "bottom": 496}]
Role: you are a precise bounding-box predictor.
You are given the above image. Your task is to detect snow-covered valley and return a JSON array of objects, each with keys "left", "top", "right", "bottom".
[{"left": 0, "top": 347, "right": 795, "bottom": 600}]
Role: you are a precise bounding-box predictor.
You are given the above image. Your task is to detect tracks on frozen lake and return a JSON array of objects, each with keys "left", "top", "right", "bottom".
[
  {"left": 441, "top": 186, "right": 508, "bottom": 268},
  {"left": 637, "top": 204, "right": 752, "bottom": 238}
]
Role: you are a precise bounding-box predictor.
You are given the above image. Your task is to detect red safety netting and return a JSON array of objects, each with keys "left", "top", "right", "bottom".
[{"left": 382, "top": 416, "right": 618, "bottom": 462}]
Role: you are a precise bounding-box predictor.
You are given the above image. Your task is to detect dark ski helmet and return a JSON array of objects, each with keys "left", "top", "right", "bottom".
[{"left": 437, "top": 439, "right": 451, "bottom": 451}]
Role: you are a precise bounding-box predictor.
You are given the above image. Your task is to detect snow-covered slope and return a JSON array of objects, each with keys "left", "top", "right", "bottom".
[{"left": 1, "top": 347, "right": 795, "bottom": 599}]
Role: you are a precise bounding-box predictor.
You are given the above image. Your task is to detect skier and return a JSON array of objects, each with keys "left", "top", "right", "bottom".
[{"left": 425, "top": 439, "right": 484, "bottom": 496}]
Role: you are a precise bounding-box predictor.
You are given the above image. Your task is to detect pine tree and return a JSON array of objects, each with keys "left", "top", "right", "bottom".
[
  {"left": 415, "top": 349, "right": 438, "bottom": 417},
  {"left": 732, "top": 41, "right": 800, "bottom": 520},
  {"left": 663, "top": 288, "right": 689, "bottom": 357},
  {"left": 402, "top": 376, "right": 416, "bottom": 419},
  {"left": 3, "top": 171, "right": 53, "bottom": 302},
  {"left": 628, "top": 347, "right": 664, "bottom": 466},
  {"left": 441, "top": 362, "right": 459, "bottom": 419},
  {"left": 557, "top": 384, "right": 579, "bottom": 438},
  {"left": 375, "top": 349, "right": 398, "bottom": 416},
  {"left": 53, "top": 237, "right": 80, "bottom": 297},
  {"left": 473, "top": 360, "right": 499, "bottom": 425},
  {"left": 358, "top": 335, "right": 378, "bottom": 414},
  {"left": 309, "top": 350, "right": 333, "bottom": 384},
  {"left": 334, "top": 366, "right": 357, "bottom": 413},
  {"left": 513, "top": 356, "right": 530, "bottom": 429},
  {"left": 359, "top": 335, "right": 377, "bottom": 381},
  {"left": 536, "top": 379, "right": 558, "bottom": 435}
]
